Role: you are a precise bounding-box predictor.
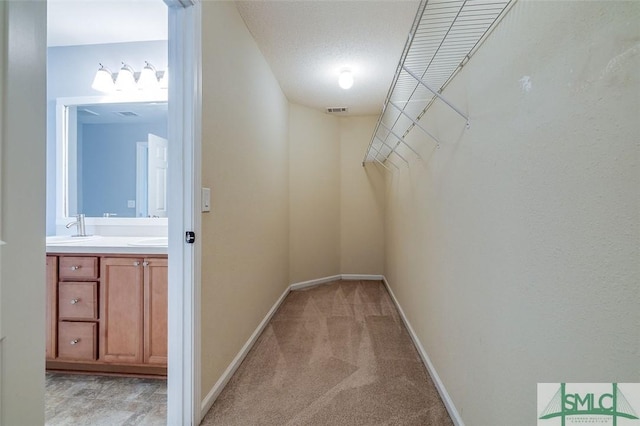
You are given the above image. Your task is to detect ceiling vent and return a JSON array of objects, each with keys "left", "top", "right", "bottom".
[
  {"left": 326, "top": 107, "right": 348, "bottom": 114},
  {"left": 78, "top": 108, "right": 99, "bottom": 116},
  {"left": 115, "top": 111, "right": 139, "bottom": 118}
]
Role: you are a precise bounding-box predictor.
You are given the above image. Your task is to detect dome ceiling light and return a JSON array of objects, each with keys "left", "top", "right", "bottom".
[{"left": 338, "top": 69, "right": 354, "bottom": 90}]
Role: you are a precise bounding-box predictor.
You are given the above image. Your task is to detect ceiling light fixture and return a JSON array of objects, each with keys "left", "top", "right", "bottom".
[
  {"left": 338, "top": 70, "right": 354, "bottom": 90},
  {"left": 138, "top": 61, "right": 160, "bottom": 90},
  {"left": 91, "top": 63, "right": 115, "bottom": 93},
  {"left": 115, "top": 62, "right": 137, "bottom": 91}
]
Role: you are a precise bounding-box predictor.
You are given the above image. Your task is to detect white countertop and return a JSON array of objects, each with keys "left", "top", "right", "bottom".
[{"left": 46, "top": 236, "right": 168, "bottom": 255}]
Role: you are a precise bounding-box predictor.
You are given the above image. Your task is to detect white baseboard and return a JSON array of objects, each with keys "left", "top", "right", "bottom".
[
  {"left": 341, "top": 274, "right": 384, "bottom": 281},
  {"left": 381, "top": 277, "right": 465, "bottom": 426},
  {"left": 200, "top": 284, "right": 291, "bottom": 419},
  {"left": 289, "top": 274, "right": 342, "bottom": 291}
]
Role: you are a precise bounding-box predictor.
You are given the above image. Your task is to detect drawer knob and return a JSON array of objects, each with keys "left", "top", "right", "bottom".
[
  {"left": 70, "top": 265, "right": 81, "bottom": 271},
  {"left": 70, "top": 298, "right": 80, "bottom": 305},
  {"left": 133, "top": 261, "right": 140, "bottom": 266},
  {"left": 143, "top": 261, "right": 149, "bottom": 267},
  {"left": 70, "top": 339, "right": 80, "bottom": 345}
]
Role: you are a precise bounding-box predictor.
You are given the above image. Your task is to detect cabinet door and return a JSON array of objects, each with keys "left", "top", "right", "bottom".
[
  {"left": 100, "top": 257, "right": 144, "bottom": 364},
  {"left": 45, "top": 256, "right": 58, "bottom": 360},
  {"left": 144, "top": 258, "right": 168, "bottom": 365}
]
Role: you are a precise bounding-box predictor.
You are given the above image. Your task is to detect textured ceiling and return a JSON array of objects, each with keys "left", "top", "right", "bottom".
[
  {"left": 47, "top": 0, "right": 167, "bottom": 47},
  {"left": 236, "top": 1, "right": 419, "bottom": 116}
]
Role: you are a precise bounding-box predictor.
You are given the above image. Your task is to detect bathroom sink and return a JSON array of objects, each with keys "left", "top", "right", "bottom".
[
  {"left": 47, "top": 235, "right": 100, "bottom": 244},
  {"left": 127, "top": 237, "right": 168, "bottom": 247}
]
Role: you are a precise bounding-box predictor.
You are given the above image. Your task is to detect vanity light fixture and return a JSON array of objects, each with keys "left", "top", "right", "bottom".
[
  {"left": 91, "top": 63, "right": 115, "bottom": 93},
  {"left": 92, "top": 62, "right": 169, "bottom": 93},
  {"left": 338, "top": 69, "right": 354, "bottom": 90},
  {"left": 115, "top": 63, "right": 137, "bottom": 91},
  {"left": 138, "top": 61, "right": 160, "bottom": 90},
  {"left": 159, "top": 68, "right": 168, "bottom": 89}
]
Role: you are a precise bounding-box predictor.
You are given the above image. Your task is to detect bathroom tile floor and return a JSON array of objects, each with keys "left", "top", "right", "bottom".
[{"left": 45, "top": 372, "right": 166, "bottom": 425}]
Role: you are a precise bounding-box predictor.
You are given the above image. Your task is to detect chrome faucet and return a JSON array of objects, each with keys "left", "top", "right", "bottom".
[{"left": 66, "top": 214, "right": 87, "bottom": 237}]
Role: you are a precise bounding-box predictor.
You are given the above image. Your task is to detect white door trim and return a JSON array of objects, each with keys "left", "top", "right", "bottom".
[
  {"left": 165, "top": 0, "right": 202, "bottom": 425},
  {"left": 135, "top": 141, "right": 148, "bottom": 218}
]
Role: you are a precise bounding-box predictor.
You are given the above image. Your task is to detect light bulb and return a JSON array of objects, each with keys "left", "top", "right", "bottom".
[
  {"left": 91, "top": 64, "right": 115, "bottom": 93},
  {"left": 338, "top": 70, "right": 354, "bottom": 90},
  {"left": 138, "top": 61, "right": 159, "bottom": 90},
  {"left": 115, "top": 63, "right": 136, "bottom": 91}
]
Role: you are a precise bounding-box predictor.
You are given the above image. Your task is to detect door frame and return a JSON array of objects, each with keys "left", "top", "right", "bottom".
[
  {"left": 165, "top": 1, "right": 202, "bottom": 425},
  {"left": 135, "top": 141, "right": 148, "bottom": 218}
]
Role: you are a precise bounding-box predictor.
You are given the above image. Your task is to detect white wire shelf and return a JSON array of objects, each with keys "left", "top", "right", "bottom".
[{"left": 363, "top": 0, "right": 514, "bottom": 168}]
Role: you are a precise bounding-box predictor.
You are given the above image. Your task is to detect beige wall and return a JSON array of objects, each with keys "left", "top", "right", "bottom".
[
  {"left": 339, "top": 116, "right": 385, "bottom": 275},
  {"left": 198, "top": 3, "right": 386, "bottom": 405},
  {"left": 289, "top": 105, "right": 385, "bottom": 283},
  {"left": 200, "top": 1, "right": 290, "bottom": 397},
  {"left": 289, "top": 104, "right": 340, "bottom": 283},
  {"left": 384, "top": 1, "right": 640, "bottom": 424},
  {"left": 0, "top": 1, "right": 47, "bottom": 424}
]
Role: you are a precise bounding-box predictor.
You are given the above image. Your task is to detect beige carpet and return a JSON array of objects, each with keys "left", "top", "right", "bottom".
[{"left": 201, "top": 280, "right": 453, "bottom": 425}]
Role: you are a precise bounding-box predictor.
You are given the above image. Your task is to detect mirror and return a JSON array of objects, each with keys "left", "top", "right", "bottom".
[{"left": 57, "top": 95, "right": 168, "bottom": 219}]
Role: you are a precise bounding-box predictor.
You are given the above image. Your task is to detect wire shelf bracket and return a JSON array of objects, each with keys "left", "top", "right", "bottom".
[
  {"left": 401, "top": 65, "right": 470, "bottom": 127},
  {"left": 375, "top": 136, "right": 409, "bottom": 163},
  {"left": 380, "top": 122, "right": 422, "bottom": 159},
  {"left": 363, "top": 0, "right": 515, "bottom": 168},
  {"left": 388, "top": 101, "right": 442, "bottom": 146}
]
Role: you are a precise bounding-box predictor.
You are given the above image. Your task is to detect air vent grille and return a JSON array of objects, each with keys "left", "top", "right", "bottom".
[
  {"left": 115, "top": 111, "right": 139, "bottom": 117},
  {"left": 326, "top": 107, "right": 348, "bottom": 114},
  {"left": 78, "top": 108, "right": 99, "bottom": 116}
]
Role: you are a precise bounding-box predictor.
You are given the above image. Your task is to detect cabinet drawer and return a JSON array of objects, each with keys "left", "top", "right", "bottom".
[
  {"left": 59, "top": 282, "right": 98, "bottom": 320},
  {"left": 58, "top": 322, "right": 97, "bottom": 361},
  {"left": 59, "top": 257, "right": 98, "bottom": 280}
]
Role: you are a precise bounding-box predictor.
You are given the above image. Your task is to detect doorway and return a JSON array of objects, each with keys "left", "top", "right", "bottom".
[{"left": 44, "top": 0, "right": 201, "bottom": 424}]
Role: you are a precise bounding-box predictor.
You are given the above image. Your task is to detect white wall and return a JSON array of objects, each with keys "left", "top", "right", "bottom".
[
  {"left": 0, "top": 1, "right": 47, "bottom": 424},
  {"left": 200, "top": 0, "right": 290, "bottom": 399},
  {"left": 384, "top": 1, "right": 640, "bottom": 424}
]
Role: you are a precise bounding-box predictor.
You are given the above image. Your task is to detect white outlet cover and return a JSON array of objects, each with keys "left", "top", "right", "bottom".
[{"left": 128, "top": 200, "right": 136, "bottom": 208}]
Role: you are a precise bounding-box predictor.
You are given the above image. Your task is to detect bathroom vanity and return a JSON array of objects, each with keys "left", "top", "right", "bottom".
[
  {"left": 46, "top": 237, "right": 168, "bottom": 376},
  {"left": 47, "top": 94, "right": 170, "bottom": 376}
]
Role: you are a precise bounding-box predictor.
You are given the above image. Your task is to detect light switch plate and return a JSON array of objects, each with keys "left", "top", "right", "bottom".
[
  {"left": 127, "top": 200, "right": 135, "bottom": 208},
  {"left": 202, "top": 187, "right": 211, "bottom": 212}
]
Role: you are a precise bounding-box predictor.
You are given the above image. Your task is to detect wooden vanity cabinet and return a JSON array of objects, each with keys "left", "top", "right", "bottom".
[
  {"left": 100, "top": 257, "right": 168, "bottom": 366},
  {"left": 45, "top": 256, "right": 58, "bottom": 360},
  {"left": 56, "top": 256, "right": 100, "bottom": 362},
  {"left": 100, "top": 257, "right": 145, "bottom": 363},
  {"left": 46, "top": 253, "right": 167, "bottom": 376},
  {"left": 144, "top": 258, "right": 168, "bottom": 365}
]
